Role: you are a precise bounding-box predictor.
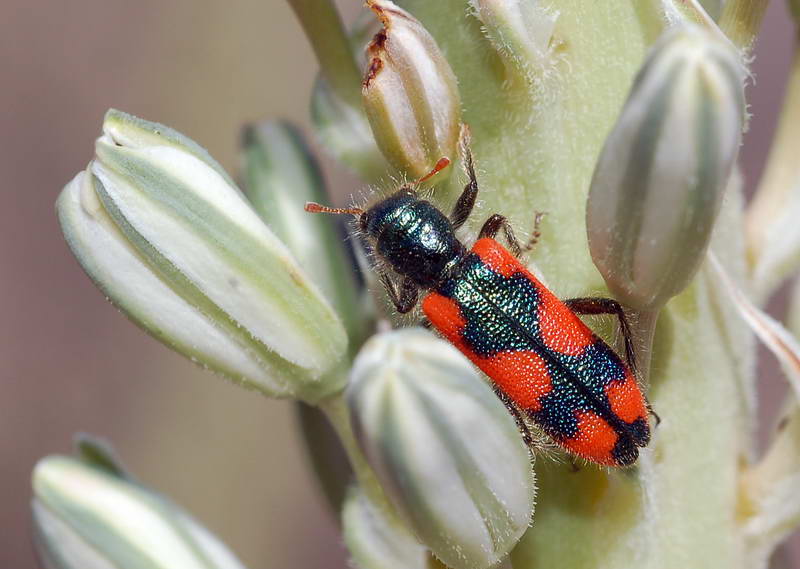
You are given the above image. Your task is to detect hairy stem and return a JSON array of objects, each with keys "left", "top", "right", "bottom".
[{"left": 318, "top": 392, "right": 406, "bottom": 531}]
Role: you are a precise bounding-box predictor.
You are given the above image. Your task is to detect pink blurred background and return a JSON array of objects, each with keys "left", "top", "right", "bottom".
[{"left": 0, "top": 1, "right": 797, "bottom": 567}]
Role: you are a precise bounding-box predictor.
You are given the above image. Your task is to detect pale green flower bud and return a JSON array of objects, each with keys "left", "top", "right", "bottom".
[
  {"left": 468, "top": 0, "right": 559, "bottom": 79},
  {"left": 347, "top": 328, "right": 535, "bottom": 569},
  {"left": 586, "top": 24, "right": 744, "bottom": 310},
  {"left": 312, "top": 77, "right": 388, "bottom": 181},
  {"left": 57, "top": 110, "right": 348, "bottom": 403},
  {"left": 242, "top": 120, "right": 370, "bottom": 351},
  {"left": 32, "top": 449, "right": 247, "bottom": 569},
  {"left": 361, "top": 0, "right": 461, "bottom": 179},
  {"left": 342, "top": 486, "right": 428, "bottom": 569}
]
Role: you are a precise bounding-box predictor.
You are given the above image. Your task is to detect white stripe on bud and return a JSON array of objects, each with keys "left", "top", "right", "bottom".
[
  {"left": 361, "top": 0, "right": 461, "bottom": 180},
  {"left": 32, "top": 454, "right": 247, "bottom": 569},
  {"left": 57, "top": 110, "right": 348, "bottom": 403},
  {"left": 347, "top": 328, "right": 534, "bottom": 569},
  {"left": 587, "top": 24, "right": 745, "bottom": 310}
]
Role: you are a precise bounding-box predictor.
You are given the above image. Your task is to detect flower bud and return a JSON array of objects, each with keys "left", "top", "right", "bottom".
[
  {"left": 32, "top": 449, "right": 247, "bottom": 569},
  {"left": 312, "top": 77, "right": 389, "bottom": 181},
  {"left": 468, "top": 0, "right": 559, "bottom": 78},
  {"left": 57, "top": 110, "right": 348, "bottom": 403},
  {"left": 586, "top": 24, "right": 744, "bottom": 310},
  {"left": 342, "top": 486, "right": 428, "bottom": 569},
  {"left": 242, "top": 120, "right": 370, "bottom": 350},
  {"left": 347, "top": 328, "right": 534, "bottom": 569},
  {"left": 362, "top": 0, "right": 461, "bottom": 179}
]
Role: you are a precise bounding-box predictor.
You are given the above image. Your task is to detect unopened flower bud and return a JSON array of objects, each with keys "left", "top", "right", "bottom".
[
  {"left": 348, "top": 328, "right": 534, "bottom": 569},
  {"left": 57, "top": 110, "right": 348, "bottom": 403},
  {"left": 242, "top": 120, "right": 370, "bottom": 350},
  {"left": 362, "top": 0, "right": 461, "bottom": 179},
  {"left": 587, "top": 24, "right": 744, "bottom": 310},
  {"left": 342, "top": 486, "right": 428, "bottom": 569},
  {"left": 32, "top": 446, "right": 247, "bottom": 569},
  {"left": 312, "top": 77, "right": 388, "bottom": 181},
  {"left": 469, "top": 0, "right": 559, "bottom": 78}
]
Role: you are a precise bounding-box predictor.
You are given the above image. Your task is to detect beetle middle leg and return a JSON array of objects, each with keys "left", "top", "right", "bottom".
[
  {"left": 493, "top": 386, "right": 534, "bottom": 449},
  {"left": 479, "top": 212, "right": 545, "bottom": 258},
  {"left": 379, "top": 272, "right": 419, "bottom": 314},
  {"left": 562, "top": 297, "right": 637, "bottom": 376}
]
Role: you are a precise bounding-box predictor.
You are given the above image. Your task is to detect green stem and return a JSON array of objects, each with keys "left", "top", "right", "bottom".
[
  {"left": 628, "top": 307, "right": 662, "bottom": 385},
  {"left": 286, "top": 0, "right": 363, "bottom": 108},
  {"left": 718, "top": 0, "right": 769, "bottom": 49},
  {"left": 746, "top": 38, "right": 800, "bottom": 297},
  {"left": 318, "top": 392, "right": 405, "bottom": 528}
]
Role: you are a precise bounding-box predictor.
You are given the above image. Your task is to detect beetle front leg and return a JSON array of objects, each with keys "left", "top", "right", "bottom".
[
  {"left": 379, "top": 272, "right": 419, "bottom": 314},
  {"left": 450, "top": 126, "right": 479, "bottom": 230}
]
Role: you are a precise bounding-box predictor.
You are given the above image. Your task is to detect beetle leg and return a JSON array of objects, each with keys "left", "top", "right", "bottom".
[
  {"left": 479, "top": 214, "right": 523, "bottom": 257},
  {"left": 493, "top": 386, "right": 534, "bottom": 449},
  {"left": 478, "top": 212, "right": 545, "bottom": 258},
  {"left": 646, "top": 401, "right": 661, "bottom": 426},
  {"left": 562, "top": 297, "right": 638, "bottom": 376},
  {"left": 379, "top": 272, "right": 419, "bottom": 314},
  {"left": 450, "top": 126, "right": 479, "bottom": 230}
]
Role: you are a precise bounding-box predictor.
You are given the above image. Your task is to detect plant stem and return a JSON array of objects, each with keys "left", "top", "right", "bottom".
[
  {"left": 746, "top": 38, "right": 800, "bottom": 297},
  {"left": 318, "top": 392, "right": 405, "bottom": 528},
  {"left": 286, "top": 0, "right": 363, "bottom": 108},
  {"left": 629, "top": 307, "right": 662, "bottom": 385},
  {"left": 717, "top": 0, "right": 769, "bottom": 49}
]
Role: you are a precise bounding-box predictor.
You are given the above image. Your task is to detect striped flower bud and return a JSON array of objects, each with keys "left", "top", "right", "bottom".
[
  {"left": 242, "top": 120, "right": 370, "bottom": 350},
  {"left": 342, "top": 486, "right": 428, "bottom": 569},
  {"left": 347, "top": 328, "right": 535, "bottom": 569},
  {"left": 361, "top": 0, "right": 461, "bottom": 180},
  {"left": 32, "top": 448, "right": 247, "bottom": 569},
  {"left": 57, "top": 110, "right": 348, "bottom": 403},
  {"left": 586, "top": 24, "right": 744, "bottom": 310}
]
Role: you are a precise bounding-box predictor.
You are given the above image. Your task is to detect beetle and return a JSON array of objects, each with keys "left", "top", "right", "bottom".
[{"left": 306, "top": 132, "right": 652, "bottom": 467}]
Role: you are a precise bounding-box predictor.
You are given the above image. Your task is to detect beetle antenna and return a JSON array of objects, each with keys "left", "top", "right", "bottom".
[
  {"left": 305, "top": 202, "right": 364, "bottom": 216},
  {"left": 414, "top": 157, "right": 451, "bottom": 185}
]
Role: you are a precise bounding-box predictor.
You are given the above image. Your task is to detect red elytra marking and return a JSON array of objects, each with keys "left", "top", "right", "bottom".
[
  {"left": 423, "top": 291, "right": 553, "bottom": 412},
  {"left": 562, "top": 410, "right": 619, "bottom": 466},
  {"left": 537, "top": 292, "right": 595, "bottom": 357},
  {"left": 422, "top": 292, "right": 467, "bottom": 344},
  {"left": 476, "top": 351, "right": 552, "bottom": 411},
  {"left": 472, "top": 238, "right": 594, "bottom": 357},
  {"left": 605, "top": 372, "right": 648, "bottom": 425},
  {"left": 472, "top": 238, "right": 517, "bottom": 277}
]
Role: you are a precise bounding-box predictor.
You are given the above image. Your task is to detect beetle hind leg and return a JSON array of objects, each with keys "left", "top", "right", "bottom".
[{"left": 563, "top": 297, "right": 638, "bottom": 376}]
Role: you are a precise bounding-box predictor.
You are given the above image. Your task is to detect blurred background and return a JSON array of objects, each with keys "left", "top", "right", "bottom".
[{"left": 0, "top": 1, "right": 797, "bottom": 567}]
